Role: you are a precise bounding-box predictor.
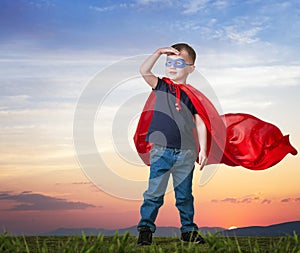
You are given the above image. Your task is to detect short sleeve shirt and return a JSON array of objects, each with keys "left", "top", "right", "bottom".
[{"left": 146, "top": 78, "right": 197, "bottom": 150}]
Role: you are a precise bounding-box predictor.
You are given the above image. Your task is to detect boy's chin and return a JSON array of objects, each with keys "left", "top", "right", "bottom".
[
  {"left": 166, "top": 74, "right": 178, "bottom": 80},
  {"left": 167, "top": 76, "right": 181, "bottom": 83}
]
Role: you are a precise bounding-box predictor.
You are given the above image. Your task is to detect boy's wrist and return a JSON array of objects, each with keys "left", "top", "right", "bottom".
[
  {"left": 154, "top": 49, "right": 163, "bottom": 55},
  {"left": 199, "top": 148, "right": 207, "bottom": 154}
]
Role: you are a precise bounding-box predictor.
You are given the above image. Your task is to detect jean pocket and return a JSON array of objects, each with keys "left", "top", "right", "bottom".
[{"left": 150, "top": 146, "right": 165, "bottom": 163}]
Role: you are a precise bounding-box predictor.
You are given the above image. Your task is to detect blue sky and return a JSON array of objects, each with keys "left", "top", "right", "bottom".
[
  {"left": 1, "top": 0, "right": 300, "bottom": 53},
  {"left": 1, "top": 0, "right": 300, "bottom": 234},
  {"left": 2, "top": 0, "right": 299, "bottom": 125}
]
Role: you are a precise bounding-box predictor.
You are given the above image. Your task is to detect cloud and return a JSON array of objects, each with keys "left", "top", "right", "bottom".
[
  {"left": 212, "top": 196, "right": 300, "bottom": 205},
  {"left": 281, "top": 197, "right": 300, "bottom": 203},
  {"left": 166, "top": 13, "right": 269, "bottom": 46},
  {"left": 211, "top": 197, "right": 237, "bottom": 204},
  {"left": 203, "top": 64, "right": 300, "bottom": 99},
  {"left": 215, "top": 17, "right": 268, "bottom": 45},
  {"left": 169, "top": 22, "right": 263, "bottom": 45},
  {"left": 0, "top": 95, "right": 32, "bottom": 111},
  {"left": 223, "top": 25, "right": 262, "bottom": 44},
  {"left": 169, "top": 20, "right": 202, "bottom": 32},
  {"left": 89, "top": 0, "right": 173, "bottom": 13},
  {"left": 0, "top": 192, "right": 97, "bottom": 211},
  {"left": 182, "top": 0, "right": 230, "bottom": 14},
  {"left": 281, "top": 198, "right": 292, "bottom": 203},
  {"left": 55, "top": 182, "right": 93, "bottom": 186},
  {"left": 261, "top": 199, "right": 271, "bottom": 204},
  {"left": 71, "top": 182, "right": 93, "bottom": 185},
  {"left": 211, "top": 195, "right": 269, "bottom": 204},
  {"left": 28, "top": 0, "right": 56, "bottom": 9},
  {"left": 135, "top": 0, "right": 170, "bottom": 4},
  {"left": 182, "top": 0, "right": 210, "bottom": 14},
  {"left": 221, "top": 15, "right": 270, "bottom": 45},
  {"left": 89, "top": 3, "right": 129, "bottom": 12},
  {"left": 221, "top": 197, "right": 238, "bottom": 204},
  {"left": 173, "top": 1, "right": 274, "bottom": 46}
]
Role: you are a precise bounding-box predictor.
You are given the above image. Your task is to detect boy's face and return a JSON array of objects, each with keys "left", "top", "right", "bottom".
[{"left": 165, "top": 49, "right": 195, "bottom": 84}]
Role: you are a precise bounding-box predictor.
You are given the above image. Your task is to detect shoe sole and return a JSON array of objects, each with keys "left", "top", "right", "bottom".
[
  {"left": 180, "top": 239, "right": 205, "bottom": 244},
  {"left": 138, "top": 242, "right": 152, "bottom": 246}
]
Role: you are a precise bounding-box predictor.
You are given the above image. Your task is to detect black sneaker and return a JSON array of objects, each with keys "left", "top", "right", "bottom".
[
  {"left": 137, "top": 226, "right": 152, "bottom": 245},
  {"left": 181, "top": 230, "right": 205, "bottom": 244}
]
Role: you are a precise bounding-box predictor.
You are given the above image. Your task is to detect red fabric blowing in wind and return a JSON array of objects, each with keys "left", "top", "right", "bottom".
[{"left": 133, "top": 77, "right": 297, "bottom": 170}]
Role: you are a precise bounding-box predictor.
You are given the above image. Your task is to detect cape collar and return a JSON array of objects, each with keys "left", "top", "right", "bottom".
[
  {"left": 162, "top": 77, "right": 188, "bottom": 112},
  {"left": 162, "top": 77, "right": 188, "bottom": 86}
]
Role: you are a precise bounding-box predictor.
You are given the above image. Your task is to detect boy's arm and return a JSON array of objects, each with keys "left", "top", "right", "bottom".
[
  {"left": 140, "top": 47, "right": 179, "bottom": 89},
  {"left": 194, "top": 114, "right": 208, "bottom": 171}
]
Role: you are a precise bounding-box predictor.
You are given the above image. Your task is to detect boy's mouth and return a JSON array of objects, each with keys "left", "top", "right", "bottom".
[{"left": 169, "top": 71, "right": 177, "bottom": 75}]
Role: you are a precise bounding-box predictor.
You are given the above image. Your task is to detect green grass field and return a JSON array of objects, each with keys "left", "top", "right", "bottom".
[{"left": 1, "top": 231, "right": 300, "bottom": 253}]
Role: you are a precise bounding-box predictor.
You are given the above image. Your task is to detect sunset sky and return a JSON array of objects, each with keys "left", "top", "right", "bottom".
[{"left": 1, "top": 0, "right": 300, "bottom": 235}]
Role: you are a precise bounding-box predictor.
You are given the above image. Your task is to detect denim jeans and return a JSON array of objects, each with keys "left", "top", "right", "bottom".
[{"left": 137, "top": 145, "right": 198, "bottom": 233}]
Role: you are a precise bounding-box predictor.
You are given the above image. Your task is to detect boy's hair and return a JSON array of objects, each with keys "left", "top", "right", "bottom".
[{"left": 171, "top": 43, "right": 196, "bottom": 64}]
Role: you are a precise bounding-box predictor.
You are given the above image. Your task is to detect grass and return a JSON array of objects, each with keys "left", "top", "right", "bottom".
[{"left": 1, "top": 231, "right": 300, "bottom": 253}]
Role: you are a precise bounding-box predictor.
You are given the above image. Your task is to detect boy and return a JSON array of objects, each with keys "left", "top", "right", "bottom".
[{"left": 136, "top": 43, "right": 207, "bottom": 245}]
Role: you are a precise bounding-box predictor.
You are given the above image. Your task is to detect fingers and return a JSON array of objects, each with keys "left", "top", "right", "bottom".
[
  {"left": 169, "top": 48, "right": 180, "bottom": 56},
  {"left": 160, "top": 47, "right": 180, "bottom": 55},
  {"left": 199, "top": 156, "right": 207, "bottom": 171},
  {"left": 199, "top": 163, "right": 205, "bottom": 171},
  {"left": 169, "top": 47, "right": 180, "bottom": 55}
]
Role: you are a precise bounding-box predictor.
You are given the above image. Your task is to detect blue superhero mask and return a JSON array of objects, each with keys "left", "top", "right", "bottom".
[{"left": 165, "top": 57, "right": 193, "bottom": 68}]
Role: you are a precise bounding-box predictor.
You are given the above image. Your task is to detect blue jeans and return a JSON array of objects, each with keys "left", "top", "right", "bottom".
[{"left": 137, "top": 145, "right": 198, "bottom": 233}]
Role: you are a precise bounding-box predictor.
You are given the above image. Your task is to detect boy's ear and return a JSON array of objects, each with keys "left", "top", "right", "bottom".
[{"left": 188, "top": 65, "right": 196, "bottom": 73}]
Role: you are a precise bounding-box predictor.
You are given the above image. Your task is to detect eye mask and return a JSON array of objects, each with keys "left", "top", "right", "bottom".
[{"left": 165, "top": 57, "right": 193, "bottom": 68}]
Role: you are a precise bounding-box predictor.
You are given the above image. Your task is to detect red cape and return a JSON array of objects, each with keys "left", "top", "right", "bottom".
[{"left": 133, "top": 77, "right": 297, "bottom": 170}]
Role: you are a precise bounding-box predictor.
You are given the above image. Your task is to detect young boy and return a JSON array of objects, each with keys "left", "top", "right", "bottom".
[{"left": 136, "top": 43, "right": 207, "bottom": 245}]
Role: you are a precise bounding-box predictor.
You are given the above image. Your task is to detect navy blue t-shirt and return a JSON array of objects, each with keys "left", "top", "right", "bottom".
[{"left": 146, "top": 78, "right": 197, "bottom": 150}]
